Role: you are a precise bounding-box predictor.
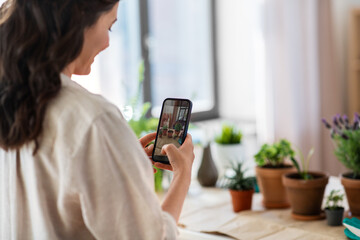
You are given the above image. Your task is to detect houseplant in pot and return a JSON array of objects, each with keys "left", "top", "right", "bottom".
[
  {"left": 174, "top": 122, "right": 182, "bottom": 137},
  {"left": 254, "top": 139, "right": 295, "bottom": 208},
  {"left": 162, "top": 124, "right": 168, "bottom": 137},
  {"left": 225, "top": 161, "right": 255, "bottom": 212},
  {"left": 324, "top": 190, "right": 344, "bottom": 226},
  {"left": 211, "top": 124, "right": 243, "bottom": 178},
  {"left": 282, "top": 147, "right": 329, "bottom": 220},
  {"left": 322, "top": 114, "right": 360, "bottom": 216}
]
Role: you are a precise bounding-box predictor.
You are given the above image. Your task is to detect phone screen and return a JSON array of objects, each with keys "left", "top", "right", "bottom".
[{"left": 152, "top": 98, "right": 192, "bottom": 164}]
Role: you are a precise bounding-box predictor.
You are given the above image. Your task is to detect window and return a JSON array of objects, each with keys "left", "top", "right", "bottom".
[
  {"left": 76, "top": 0, "right": 218, "bottom": 121},
  {"left": 144, "top": 0, "right": 218, "bottom": 120}
]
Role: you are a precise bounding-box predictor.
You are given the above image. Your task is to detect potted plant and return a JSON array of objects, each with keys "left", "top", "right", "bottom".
[
  {"left": 324, "top": 190, "right": 344, "bottom": 226},
  {"left": 167, "top": 129, "right": 174, "bottom": 138},
  {"left": 158, "top": 127, "right": 163, "bottom": 138},
  {"left": 174, "top": 123, "right": 182, "bottom": 137},
  {"left": 225, "top": 161, "right": 255, "bottom": 212},
  {"left": 211, "top": 124, "right": 243, "bottom": 178},
  {"left": 254, "top": 139, "right": 295, "bottom": 208},
  {"left": 162, "top": 124, "right": 168, "bottom": 137},
  {"left": 322, "top": 113, "right": 360, "bottom": 216},
  {"left": 282, "top": 147, "right": 329, "bottom": 220}
]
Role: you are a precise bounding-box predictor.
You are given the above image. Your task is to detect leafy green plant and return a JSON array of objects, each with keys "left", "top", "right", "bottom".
[
  {"left": 162, "top": 124, "right": 168, "bottom": 131},
  {"left": 126, "top": 60, "right": 161, "bottom": 191},
  {"left": 128, "top": 103, "right": 158, "bottom": 138},
  {"left": 254, "top": 139, "right": 295, "bottom": 167},
  {"left": 127, "top": 61, "right": 158, "bottom": 138},
  {"left": 325, "top": 190, "right": 344, "bottom": 210},
  {"left": 225, "top": 161, "right": 254, "bottom": 191},
  {"left": 174, "top": 123, "right": 182, "bottom": 132},
  {"left": 290, "top": 147, "right": 314, "bottom": 180},
  {"left": 322, "top": 114, "right": 360, "bottom": 179},
  {"left": 215, "top": 124, "right": 242, "bottom": 144}
]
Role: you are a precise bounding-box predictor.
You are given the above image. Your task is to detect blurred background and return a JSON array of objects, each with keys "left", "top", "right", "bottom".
[{"left": 2, "top": 0, "right": 360, "bottom": 177}]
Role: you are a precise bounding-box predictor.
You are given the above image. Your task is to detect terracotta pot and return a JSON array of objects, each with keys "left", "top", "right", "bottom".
[
  {"left": 341, "top": 173, "right": 360, "bottom": 216},
  {"left": 229, "top": 189, "right": 254, "bottom": 212},
  {"left": 255, "top": 165, "right": 295, "bottom": 208},
  {"left": 167, "top": 130, "right": 173, "bottom": 138},
  {"left": 282, "top": 172, "right": 328, "bottom": 217}
]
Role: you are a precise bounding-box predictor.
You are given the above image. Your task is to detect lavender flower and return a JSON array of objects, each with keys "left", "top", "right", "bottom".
[
  {"left": 353, "top": 121, "right": 359, "bottom": 130},
  {"left": 355, "top": 113, "right": 360, "bottom": 123},
  {"left": 333, "top": 116, "right": 339, "bottom": 128},
  {"left": 338, "top": 114, "right": 344, "bottom": 124},
  {"left": 323, "top": 113, "right": 360, "bottom": 140},
  {"left": 322, "top": 118, "right": 331, "bottom": 129}
]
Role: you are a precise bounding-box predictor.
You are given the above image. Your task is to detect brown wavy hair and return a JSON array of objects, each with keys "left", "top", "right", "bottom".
[{"left": 0, "top": 0, "right": 119, "bottom": 153}]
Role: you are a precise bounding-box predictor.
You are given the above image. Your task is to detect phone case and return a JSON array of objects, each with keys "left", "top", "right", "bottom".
[{"left": 152, "top": 98, "right": 192, "bottom": 164}]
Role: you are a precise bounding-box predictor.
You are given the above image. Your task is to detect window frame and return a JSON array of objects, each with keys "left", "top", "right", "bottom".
[{"left": 138, "top": 0, "right": 219, "bottom": 121}]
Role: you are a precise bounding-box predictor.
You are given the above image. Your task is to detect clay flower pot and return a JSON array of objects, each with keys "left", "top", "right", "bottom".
[
  {"left": 282, "top": 171, "right": 328, "bottom": 220},
  {"left": 255, "top": 165, "right": 295, "bottom": 208},
  {"left": 229, "top": 189, "right": 254, "bottom": 212},
  {"left": 341, "top": 173, "right": 360, "bottom": 216},
  {"left": 167, "top": 129, "right": 173, "bottom": 138}
]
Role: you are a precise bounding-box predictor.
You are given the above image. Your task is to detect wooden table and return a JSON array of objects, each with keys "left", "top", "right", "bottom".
[{"left": 177, "top": 176, "right": 347, "bottom": 240}]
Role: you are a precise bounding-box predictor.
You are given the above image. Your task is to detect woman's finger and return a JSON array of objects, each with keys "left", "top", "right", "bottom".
[
  {"left": 154, "top": 162, "right": 173, "bottom": 171},
  {"left": 139, "top": 132, "right": 157, "bottom": 147},
  {"left": 144, "top": 144, "right": 154, "bottom": 156}
]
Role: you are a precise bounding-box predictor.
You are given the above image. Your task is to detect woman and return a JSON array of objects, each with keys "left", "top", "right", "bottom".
[{"left": 0, "top": 0, "right": 194, "bottom": 239}]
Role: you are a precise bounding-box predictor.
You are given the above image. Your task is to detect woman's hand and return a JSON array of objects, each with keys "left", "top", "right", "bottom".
[
  {"left": 154, "top": 134, "right": 195, "bottom": 176},
  {"left": 158, "top": 134, "right": 195, "bottom": 223},
  {"left": 139, "top": 132, "right": 156, "bottom": 157}
]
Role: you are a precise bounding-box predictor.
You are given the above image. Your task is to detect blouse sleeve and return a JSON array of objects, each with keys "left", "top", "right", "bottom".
[{"left": 68, "top": 110, "right": 178, "bottom": 240}]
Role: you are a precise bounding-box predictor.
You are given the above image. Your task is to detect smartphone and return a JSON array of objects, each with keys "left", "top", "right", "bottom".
[{"left": 152, "top": 98, "right": 192, "bottom": 164}]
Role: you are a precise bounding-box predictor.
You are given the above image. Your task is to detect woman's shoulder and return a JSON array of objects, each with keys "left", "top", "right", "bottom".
[
  {"left": 40, "top": 75, "right": 126, "bottom": 151},
  {"left": 52, "top": 74, "right": 121, "bottom": 124}
]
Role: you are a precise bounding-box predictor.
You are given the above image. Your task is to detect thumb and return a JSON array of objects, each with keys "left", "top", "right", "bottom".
[{"left": 161, "top": 144, "right": 179, "bottom": 159}]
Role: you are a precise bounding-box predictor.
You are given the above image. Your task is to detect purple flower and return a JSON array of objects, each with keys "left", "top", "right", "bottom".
[
  {"left": 355, "top": 113, "right": 360, "bottom": 123},
  {"left": 322, "top": 118, "right": 331, "bottom": 129},
  {"left": 353, "top": 121, "right": 359, "bottom": 130},
  {"left": 333, "top": 116, "right": 342, "bottom": 130},
  {"left": 337, "top": 114, "right": 344, "bottom": 124}
]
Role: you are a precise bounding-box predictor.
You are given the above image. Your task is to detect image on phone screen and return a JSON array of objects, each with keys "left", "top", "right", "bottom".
[{"left": 152, "top": 98, "right": 192, "bottom": 164}]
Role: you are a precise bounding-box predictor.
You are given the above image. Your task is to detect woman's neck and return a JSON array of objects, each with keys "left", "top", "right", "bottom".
[{"left": 62, "top": 64, "right": 74, "bottom": 77}]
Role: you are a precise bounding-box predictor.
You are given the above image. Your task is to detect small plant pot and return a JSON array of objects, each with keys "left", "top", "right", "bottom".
[
  {"left": 341, "top": 173, "right": 360, "bottom": 216},
  {"left": 162, "top": 129, "right": 167, "bottom": 137},
  {"left": 229, "top": 189, "right": 254, "bottom": 212},
  {"left": 167, "top": 130, "right": 173, "bottom": 138},
  {"left": 325, "top": 207, "right": 344, "bottom": 226},
  {"left": 255, "top": 165, "right": 295, "bottom": 209},
  {"left": 282, "top": 171, "right": 328, "bottom": 220}
]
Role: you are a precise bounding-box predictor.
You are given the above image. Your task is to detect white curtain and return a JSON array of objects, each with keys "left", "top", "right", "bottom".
[{"left": 258, "top": 0, "right": 347, "bottom": 175}]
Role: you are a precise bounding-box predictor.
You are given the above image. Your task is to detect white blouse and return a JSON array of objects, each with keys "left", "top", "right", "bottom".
[{"left": 0, "top": 74, "right": 177, "bottom": 240}]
